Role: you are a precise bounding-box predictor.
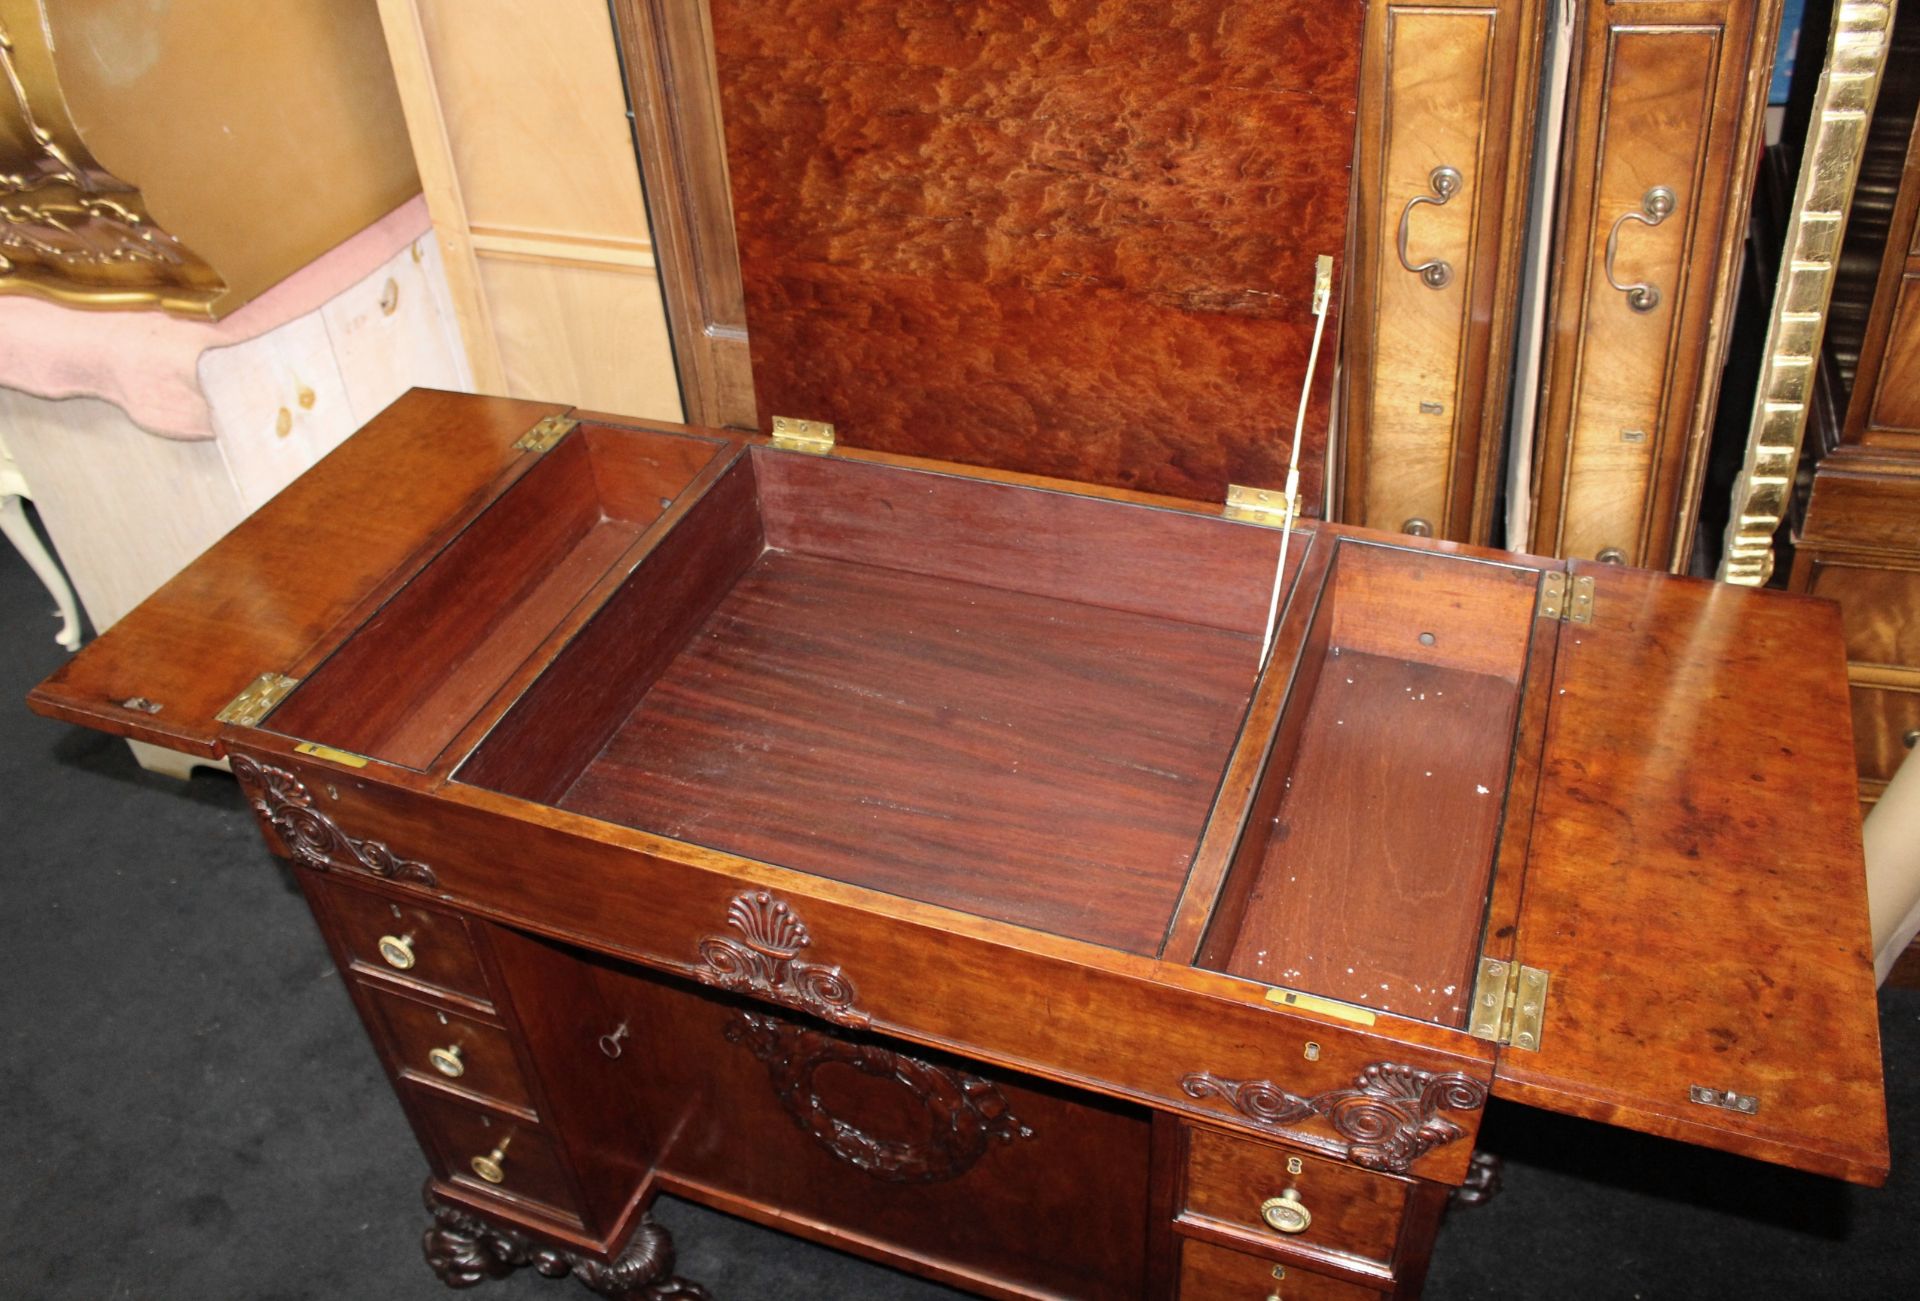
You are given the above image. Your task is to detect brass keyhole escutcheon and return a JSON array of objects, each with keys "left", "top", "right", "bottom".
[
  {"left": 376, "top": 933, "right": 415, "bottom": 970},
  {"left": 428, "top": 1044, "right": 465, "bottom": 1078},
  {"left": 471, "top": 1136, "right": 511, "bottom": 1184},
  {"left": 1259, "top": 1189, "right": 1312, "bottom": 1235}
]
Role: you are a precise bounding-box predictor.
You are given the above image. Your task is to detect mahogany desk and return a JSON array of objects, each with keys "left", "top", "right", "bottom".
[{"left": 29, "top": 391, "right": 1889, "bottom": 1299}]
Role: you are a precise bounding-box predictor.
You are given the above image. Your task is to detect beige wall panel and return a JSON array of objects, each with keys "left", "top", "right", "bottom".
[
  {"left": 477, "top": 258, "right": 682, "bottom": 421},
  {"left": 414, "top": 0, "right": 652, "bottom": 246},
  {"left": 1364, "top": 6, "right": 1498, "bottom": 535},
  {"left": 1559, "top": 26, "right": 1721, "bottom": 565}
]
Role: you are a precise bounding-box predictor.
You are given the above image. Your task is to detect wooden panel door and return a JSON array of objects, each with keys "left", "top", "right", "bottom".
[
  {"left": 1529, "top": 0, "right": 1783, "bottom": 570},
  {"left": 1343, "top": 1, "right": 1545, "bottom": 544}
]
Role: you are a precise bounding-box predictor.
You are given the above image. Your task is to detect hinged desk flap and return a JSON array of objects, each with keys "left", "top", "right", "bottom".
[
  {"left": 27, "top": 390, "right": 569, "bottom": 758},
  {"left": 709, "top": 0, "right": 1364, "bottom": 506},
  {"left": 1498, "top": 562, "right": 1889, "bottom": 1184}
]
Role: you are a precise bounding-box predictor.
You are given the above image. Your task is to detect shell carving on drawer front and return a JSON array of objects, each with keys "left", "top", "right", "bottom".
[
  {"left": 695, "top": 891, "right": 866, "bottom": 1028},
  {"left": 1181, "top": 1063, "right": 1489, "bottom": 1174},
  {"left": 231, "top": 756, "right": 437, "bottom": 888},
  {"left": 726, "top": 1009, "right": 1034, "bottom": 1184}
]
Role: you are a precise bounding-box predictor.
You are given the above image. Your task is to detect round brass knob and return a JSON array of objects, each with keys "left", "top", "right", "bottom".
[
  {"left": 428, "top": 1044, "right": 465, "bottom": 1078},
  {"left": 376, "top": 933, "right": 415, "bottom": 970},
  {"left": 1402, "top": 517, "right": 1434, "bottom": 538},
  {"left": 1259, "top": 1189, "right": 1312, "bottom": 1235},
  {"left": 471, "top": 1139, "right": 510, "bottom": 1185},
  {"left": 1596, "top": 546, "right": 1628, "bottom": 565}
]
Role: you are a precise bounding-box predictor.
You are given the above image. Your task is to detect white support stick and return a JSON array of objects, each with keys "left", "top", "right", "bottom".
[{"left": 1260, "top": 255, "right": 1334, "bottom": 666}]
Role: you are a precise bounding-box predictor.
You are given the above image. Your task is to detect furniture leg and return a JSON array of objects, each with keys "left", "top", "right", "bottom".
[
  {"left": 422, "top": 1184, "right": 709, "bottom": 1299},
  {"left": 0, "top": 494, "right": 82, "bottom": 651},
  {"left": 1448, "top": 1150, "right": 1503, "bottom": 1211}
]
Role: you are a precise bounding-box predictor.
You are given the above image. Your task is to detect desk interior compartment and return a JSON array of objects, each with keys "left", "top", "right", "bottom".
[
  {"left": 462, "top": 447, "right": 1299, "bottom": 955},
  {"left": 267, "top": 423, "right": 722, "bottom": 769},
  {"left": 1195, "top": 540, "right": 1541, "bottom": 1027}
]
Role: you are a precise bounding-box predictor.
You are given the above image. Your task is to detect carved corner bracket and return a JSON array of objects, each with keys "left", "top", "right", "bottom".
[
  {"left": 422, "top": 1183, "right": 709, "bottom": 1299},
  {"left": 1180, "top": 1063, "right": 1489, "bottom": 1174},
  {"left": 727, "top": 1009, "right": 1034, "bottom": 1184},
  {"left": 231, "top": 755, "right": 436, "bottom": 888},
  {"left": 695, "top": 891, "right": 866, "bottom": 1027}
]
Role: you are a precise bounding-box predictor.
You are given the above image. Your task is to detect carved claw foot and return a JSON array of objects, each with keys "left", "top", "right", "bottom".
[
  {"left": 423, "top": 1183, "right": 711, "bottom": 1299},
  {"left": 1449, "top": 1150, "right": 1503, "bottom": 1210}
]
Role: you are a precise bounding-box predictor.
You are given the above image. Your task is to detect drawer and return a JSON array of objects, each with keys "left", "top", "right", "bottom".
[
  {"left": 1850, "top": 683, "right": 1920, "bottom": 783},
  {"left": 1178, "top": 1237, "right": 1383, "bottom": 1300},
  {"left": 410, "top": 1088, "right": 580, "bottom": 1222},
  {"left": 1806, "top": 564, "right": 1920, "bottom": 667},
  {"left": 318, "top": 877, "right": 492, "bottom": 1003},
  {"left": 367, "top": 984, "right": 534, "bottom": 1114},
  {"left": 1181, "top": 1126, "right": 1409, "bottom": 1268}
]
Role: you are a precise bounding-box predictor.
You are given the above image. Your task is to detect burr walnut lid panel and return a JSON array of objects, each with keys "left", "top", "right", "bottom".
[{"left": 706, "top": 0, "right": 1365, "bottom": 506}]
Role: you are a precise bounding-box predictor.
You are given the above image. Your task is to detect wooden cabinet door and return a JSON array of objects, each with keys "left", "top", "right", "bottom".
[
  {"left": 1343, "top": 0, "right": 1544, "bottom": 544},
  {"left": 1529, "top": 0, "right": 1782, "bottom": 569}
]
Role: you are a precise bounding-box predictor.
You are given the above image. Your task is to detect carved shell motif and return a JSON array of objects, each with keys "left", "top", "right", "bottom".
[
  {"left": 230, "top": 755, "right": 436, "bottom": 888},
  {"left": 695, "top": 891, "right": 866, "bottom": 1028},
  {"left": 1181, "top": 1062, "right": 1489, "bottom": 1174}
]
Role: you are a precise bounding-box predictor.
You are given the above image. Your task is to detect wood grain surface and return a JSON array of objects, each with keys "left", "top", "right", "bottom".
[
  {"left": 708, "top": 0, "right": 1365, "bottom": 505},
  {"left": 560, "top": 548, "right": 1259, "bottom": 953}
]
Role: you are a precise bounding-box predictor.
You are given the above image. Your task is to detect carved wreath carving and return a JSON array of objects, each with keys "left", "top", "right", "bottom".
[
  {"left": 727, "top": 1009, "right": 1034, "bottom": 1184},
  {"left": 231, "top": 755, "right": 437, "bottom": 888},
  {"left": 695, "top": 891, "right": 865, "bottom": 1027},
  {"left": 422, "top": 1183, "right": 708, "bottom": 1299},
  {"left": 1181, "top": 1063, "right": 1489, "bottom": 1174}
]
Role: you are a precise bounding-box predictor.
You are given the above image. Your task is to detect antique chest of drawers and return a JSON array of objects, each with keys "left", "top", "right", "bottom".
[{"left": 27, "top": 2, "right": 1889, "bottom": 1297}]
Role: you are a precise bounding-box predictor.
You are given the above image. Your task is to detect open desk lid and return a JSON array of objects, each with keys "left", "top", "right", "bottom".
[
  {"left": 27, "top": 391, "right": 571, "bottom": 758},
  {"left": 709, "top": 0, "right": 1364, "bottom": 508},
  {"left": 1496, "top": 562, "right": 1889, "bottom": 1185}
]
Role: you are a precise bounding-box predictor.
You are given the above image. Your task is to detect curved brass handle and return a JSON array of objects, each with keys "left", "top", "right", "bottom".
[
  {"left": 1604, "top": 186, "right": 1677, "bottom": 313},
  {"left": 1396, "top": 166, "right": 1463, "bottom": 289}
]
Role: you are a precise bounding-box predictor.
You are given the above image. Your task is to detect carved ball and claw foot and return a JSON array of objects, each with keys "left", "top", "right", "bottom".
[
  {"left": 423, "top": 1184, "right": 710, "bottom": 1300},
  {"left": 1449, "top": 1150, "right": 1503, "bottom": 1211}
]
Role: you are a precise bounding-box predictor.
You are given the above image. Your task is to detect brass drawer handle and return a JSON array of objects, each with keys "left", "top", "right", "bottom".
[
  {"left": 1604, "top": 186, "right": 1677, "bottom": 313},
  {"left": 428, "top": 1044, "right": 465, "bottom": 1078},
  {"left": 471, "top": 1135, "right": 511, "bottom": 1185},
  {"left": 1259, "top": 1189, "right": 1312, "bottom": 1234},
  {"left": 376, "top": 933, "right": 415, "bottom": 970},
  {"left": 1396, "top": 166, "right": 1462, "bottom": 290},
  {"left": 1903, "top": 728, "right": 1918, "bottom": 750}
]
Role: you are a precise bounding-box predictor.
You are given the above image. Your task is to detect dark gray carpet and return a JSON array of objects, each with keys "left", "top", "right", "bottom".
[{"left": 2, "top": 513, "right": 1913, "bottom": 1299}]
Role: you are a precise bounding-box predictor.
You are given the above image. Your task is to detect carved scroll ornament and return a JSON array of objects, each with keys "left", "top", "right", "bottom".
[
  {"left": 1181, "top": 1062, "right": 1489, "bottom": 1174},
  {"left": 230, "top": 755, "right": 437, "bottom": 888},
  {"left": 695, "top": 891, "right": 865, "bottom": 1027},
  {"left": 727, "top": 1009, "right": 1034, "bottom": 1184},
  {"left": 423, "top": 1183, "right": 709, "bottom": 1299}
]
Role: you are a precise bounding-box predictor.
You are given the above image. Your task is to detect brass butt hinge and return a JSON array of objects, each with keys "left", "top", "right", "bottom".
[
  {"left": 769, "top": 415, "right": 835, "bottom": 454},
  {"left": 1467, "top": 957, "right": 1550, "bottom": 1051},
  {"left": 216, "top": 673, "right": 299, "bottom": 727},
  {"left": 514, "top": 415, "right": 577, "bottom": 453},
  {"left": 1224, "top": 484, "right": 1300, "bottom": 527},
  {"left": 1537, "top": 571, "right": 1594, "bottom": 624}
]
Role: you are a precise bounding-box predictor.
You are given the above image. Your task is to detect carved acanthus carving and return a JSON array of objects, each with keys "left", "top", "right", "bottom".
[
  {"left": 231, "top": 755, "right": 437, "bottom": 888},
  {"left": 727, "top": 1009, "right": 1034, "bottom": 1184},
  {"left": 422, "top": 1184, "right": 708, "bottom": 1299},
  {"left": 1180, "top": 1062, "right": 1489, "bottom": 1174},
  {"left": 695, "top": 891, "right": 865, "bottom": 1027}
]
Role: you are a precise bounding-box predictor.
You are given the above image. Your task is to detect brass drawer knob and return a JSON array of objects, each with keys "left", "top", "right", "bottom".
[
  {"left": 428, "top": 1044, "right": 465, "bottom": 1078},
  {"left": 470, "top": 1137, "right": 511, "bottom": 1185},
  {"left": 1259, "top": 1189, "right": 1312, "bottom": 1235},
  {"left": 376, "top": 933, "right": 415, "bottom": 970}
]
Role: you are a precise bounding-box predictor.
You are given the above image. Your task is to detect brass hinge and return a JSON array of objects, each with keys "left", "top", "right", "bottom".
[
  {"left": 1224, "top": 483, "right": 1299, "bottom": 527},
  {"left": 1536, "top": 571, "right": 1594, "bottom": 624},
  {"left": 216, "top": 673, "right": 299, "bottom": 727},
  {"left": 1467, "top": 957, "right": 1550, "bottom": 1051},
  {"left": 769, "top": 415, "right": 835, "bottom": 454},
  {"left": 514, "top": 414, "right": 577, "bottom": 453}
]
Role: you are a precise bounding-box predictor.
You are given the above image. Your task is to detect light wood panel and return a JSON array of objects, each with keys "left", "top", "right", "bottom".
[
  {"left": 377, "top": 0, "right": 684, "bottom": 420},
  {"left": 1344, "top": 0, "right": 1543, "bottom": 544},
  {"left": 1530, "top": 0, "right": 1783, "bottom": 570}
]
